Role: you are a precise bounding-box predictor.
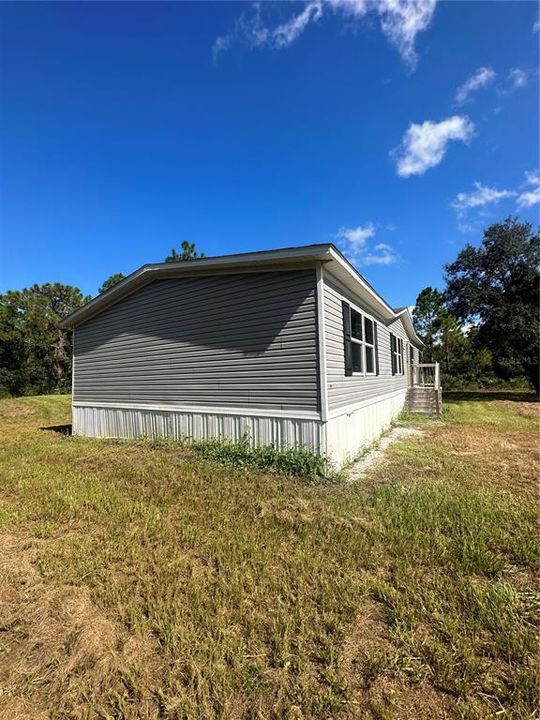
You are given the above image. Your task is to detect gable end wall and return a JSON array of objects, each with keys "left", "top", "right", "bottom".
[{"left": 74, "top": 269, "right": 320, "bottom": 414}]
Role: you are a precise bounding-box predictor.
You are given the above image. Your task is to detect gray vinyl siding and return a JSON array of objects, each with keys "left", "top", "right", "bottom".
[
  {"left": 324, "top": 277, "right": 419, "bottom": 412},
  {"left": 74, "top": 270, "right": 319, "bottom": 413}
]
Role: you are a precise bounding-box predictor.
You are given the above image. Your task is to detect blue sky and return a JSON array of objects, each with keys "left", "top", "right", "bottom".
[{"left": 0, "top": 1, "right": 538, "bottom": 306}]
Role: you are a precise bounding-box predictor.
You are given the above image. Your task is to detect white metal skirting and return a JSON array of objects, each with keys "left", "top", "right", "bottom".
[
  {"left": 73, "top": 389, "right": 407, "bottom": 468},
  {"left": 325, "top": 389, "right": 407, "bottom": 467},
  {"left": 73, "top": 404, "right": 325, "bottom": 453}
]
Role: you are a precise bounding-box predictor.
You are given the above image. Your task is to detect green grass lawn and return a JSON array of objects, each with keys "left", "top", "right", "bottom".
[{"left": 0, "top": 392, "right": 538, "bottom": 719}]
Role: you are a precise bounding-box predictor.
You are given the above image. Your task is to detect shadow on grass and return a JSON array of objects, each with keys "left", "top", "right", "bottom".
[
  {"left": 444, "top": 390, "right": 538, "bottom": 404},
  {"left": 40, "top": 424, "right": 72, "bottom": 435}
]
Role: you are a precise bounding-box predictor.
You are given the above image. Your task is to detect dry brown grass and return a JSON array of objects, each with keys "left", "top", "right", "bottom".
[
  {"left": 0, "top": 533, "right": 164, "bottom": 720},
  {"left": 337, "top": 600, "right": 457, "bottom": 719},
  {"left": 0, "top": 392, "right": 538, "bottom": 719}
]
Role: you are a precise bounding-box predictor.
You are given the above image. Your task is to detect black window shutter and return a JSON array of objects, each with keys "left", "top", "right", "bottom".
[
  {"left": 390, "top": 333, "right": 396, "bottom": 375},
  {"left": 374, "top": 322, "right": 380, "bottom": 375},
  {"left": 342, "top": 300, "right": 353, "bottom": 377}
]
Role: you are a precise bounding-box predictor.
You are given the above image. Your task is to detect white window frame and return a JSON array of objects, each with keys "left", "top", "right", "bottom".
[
  {"left": 392, "top": 335, "right": 404, "bottom": 376},
  {"left": 395, "top": 335, "right": 405, "bottom": 375},
  {"left": 363, "top": 315, "right": 377, "bottom": 376},
  {"left": 348, "top": 302, "right": 377, "bottom": 377}
]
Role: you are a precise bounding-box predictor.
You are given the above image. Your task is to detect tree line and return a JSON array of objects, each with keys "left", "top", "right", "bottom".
[
  {"left": 412, "top": 218, "right": 539, "bottom": 393},
  {"left": 1, "top": 220, "right": 538, "bottom": 397}
]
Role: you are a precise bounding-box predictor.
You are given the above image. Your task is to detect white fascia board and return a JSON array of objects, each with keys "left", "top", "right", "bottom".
[
  {"left": 394, "top": 308, "right": 425, "bottom": 348},
  {"left": 325, "top": 248, "right": 395, "bottom": 319},
  {"left": 325, "top": 247, "right": 424, "bottom": 348}
]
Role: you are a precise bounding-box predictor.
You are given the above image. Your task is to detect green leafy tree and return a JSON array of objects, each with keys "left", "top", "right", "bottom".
[
  {"left": 99, "top": 272, "right": 125, "bottom": 294},
  {"left": 412, "top": 287, "right": 479, "bottom": 385},
  {"left": 436, "top": 312, "right": 472, "bottom": 378},
  {"left": 412, "top": 287, "right": 445, "bottom": 359},
  {"left": 165, "top": 241, "right": 205, "bottom": 263},
  {"left": 445, "top": 217, "right": 540, "bottom": 393},
  {"left": 0, "top": 283, "right": 89, "bottom": 396}
]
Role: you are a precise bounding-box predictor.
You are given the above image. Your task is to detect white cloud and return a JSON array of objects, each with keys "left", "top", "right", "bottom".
[
  {"left": 517, "top": 169, "right": 540, "bottom": 208},
  {"left": 452, "top": 171, "right": 540, "bottom": 230},
  {"left": 455, "top": 66, "right": 496, "bottom": 105},
  {"left": 271, "top": 1, "right": 324, "bottom": 49},
  {"left": 361, "top": 242, "right": 398, "bottom": 265},
  {"left": 534, "top": 17, "right": 540, "bottom": 32},
  {"left": 213, "top": 0, "right": 437, "bottom": 68},
  {"left": 335, "top": 223, "right": 375, "bottom": 249},
  {"left": 376, "top": 0, "right": 437, "bottom": 68},
  {"left": 335, "top": 224, "right": 398, "bottom": 266},
  {"left": 394, "top": 115, "right": 474, "bottom": 178},
  {"left": 326, "top": 0, "right": 368, "bottom": 17},
  {"left": 452, "top": 182, "right": 516, "bottom": 210},
  {"left": 524, "top": 170, "right": 540, "bottom": 186},
  {"left": 451, "top": 182, "right": 516, "bottom": 231},
  {"left": 508, "top": 68, "right": 528, "bottom": 88},
  {"left": 497, "top": 68, "right": 529, "bottom": 95},
  {"left": 517, "top": 187, "right": 540, "bottom": 208}
]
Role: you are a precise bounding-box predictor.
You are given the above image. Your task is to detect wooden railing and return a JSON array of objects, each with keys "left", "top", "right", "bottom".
[{"left": 411, "top": 362, "right": 440, "bottom": 390}]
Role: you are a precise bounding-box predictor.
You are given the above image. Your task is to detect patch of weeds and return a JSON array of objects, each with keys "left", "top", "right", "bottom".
[{"left": 193, "top": 434, "right": 332, "bottom": 480}]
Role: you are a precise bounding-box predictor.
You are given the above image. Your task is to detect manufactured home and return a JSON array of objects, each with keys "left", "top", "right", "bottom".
[{"left": 60, "top": 244, "right": 430, "bottom": 467}]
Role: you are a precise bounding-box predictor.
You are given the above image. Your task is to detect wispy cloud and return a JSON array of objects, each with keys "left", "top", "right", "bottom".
[
  {"left": 524, "top": 170, "right": 540, "bottom": 186},
  {"left": 362, "top": 242, "right": 398, "bottom": 265},
  {"left": 508, "top": 68, "right": 528, "bottom": 88},
  {"left": 376, "top": 0, "right": 437, "bottom": 68},
  {"left": 517, "top": 187, "right": 540, "bottom": 208},
  {"left": 455, "top": 66, "right": 496, "bottom": 105},
  {"left": 517, "top": 170, "right": 540, "bottom": 208},
  {"left": 266, "top": 0, "right": 324, "bottom": 49},
  {"left": 452, "top": 182, "right": 516, "bottom": 210},
  {"left": 497, "top": 68, "right": 529, "bottom": 95},
  {"left": 453, "top": 65, "right": 531, "bottom": 109},
  {"left": 213, "top": 0, "right": 437, "bottom": 69},
  {"left": 335, "top": 223, "right": 375, "bottom": 249},
  {"left": 452, "top": 171, "right": 540, "bottom": 231},
  {"left": 393, "top": 115, "right": 474, "bottom": 178},
  {"left": 451, "top": 182, "right": 516, "bottom": 231},
  {"left": 335, "top": 224, "right": 398, "bottom": 266}
]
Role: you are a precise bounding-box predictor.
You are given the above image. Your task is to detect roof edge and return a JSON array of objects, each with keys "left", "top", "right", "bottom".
[
  {"left": 322, "top": 247, "right": 424, "bottom": 348},
  {"left": 394, "top": 307, "right": 425, "bottom": 348},
  {"left": 59, "top": 244, "right": 334, "bottom": 329},
  {"left": 59, "top": 242, "right": 424, "bottom": 349}
]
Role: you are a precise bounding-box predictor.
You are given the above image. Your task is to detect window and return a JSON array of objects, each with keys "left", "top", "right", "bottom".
[
  {"left": 344, "top": 303, "right": 378, "bottom": 376},
  {"left": 410, "top": 344, "right": 414, "bottom": 365},
  {"left": 364, "top": 317, "right": 376, "bottom": 374},
  {"left": 391, "top": 333, "right": 404, "bottom": 375},
  {"left": 350, "top": 308, "right": 363, "bottom": 373}
]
